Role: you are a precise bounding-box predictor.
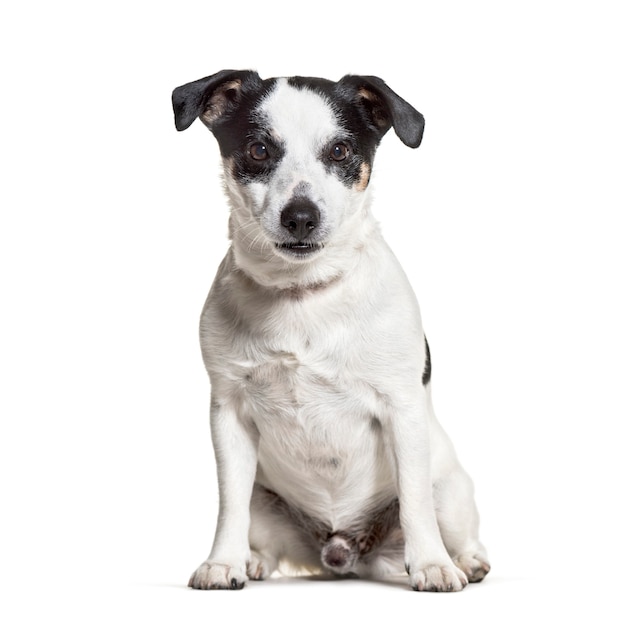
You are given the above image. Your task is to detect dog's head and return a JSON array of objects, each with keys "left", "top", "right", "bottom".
[{"left": 172, "top": 70, "right": 424, "bottom": 288}]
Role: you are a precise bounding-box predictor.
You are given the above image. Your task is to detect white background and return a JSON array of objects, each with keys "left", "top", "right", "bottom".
[{"left": 1, "top": 0, "right": 620, "bottom": 623}]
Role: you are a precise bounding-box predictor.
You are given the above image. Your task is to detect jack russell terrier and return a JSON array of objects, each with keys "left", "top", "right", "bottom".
[{"left": 172, "top": 70, "right": 490, "bottom": 592}]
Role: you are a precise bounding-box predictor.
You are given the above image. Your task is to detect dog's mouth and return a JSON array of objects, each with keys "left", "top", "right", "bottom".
[{"left": 275, "top": 242, "right": 324, "bottom": 258}]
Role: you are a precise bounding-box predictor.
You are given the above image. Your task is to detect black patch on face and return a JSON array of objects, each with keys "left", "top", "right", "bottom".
[
  {"left": 232, "top": 127, "right": 285, "bottom": 184},
  {"left": 422, "top": 336, "right": 432, "bottom": 386},
  {"left": 286, "top": 76, "right": 385, "bottom": 188},
  {"left": 173, "top": 72, "right": 424, "bottom": 183},
  {"left": 206, "top": 78, "right": 285, "bottom": 183},
  {"left": 319, "top": 137, "right": 368, "bottom": 188},
  {"left": 212, "top": 76, "right": 385, "bottom": 188}
]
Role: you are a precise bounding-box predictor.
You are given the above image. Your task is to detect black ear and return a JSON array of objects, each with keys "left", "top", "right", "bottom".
[
  {"left": 338, "top": 75, "right": 425, "bottom": 148},
  {"left": 172, "top": 69, "right": 261, "bottom": 131}
]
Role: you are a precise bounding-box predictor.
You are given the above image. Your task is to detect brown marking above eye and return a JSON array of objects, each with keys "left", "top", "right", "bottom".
[
  {"left": 248, "top": 142, "right": 269, "bottom": 161},
  {"left": 329, "top": 142, "right": 349, "bottom": 161}
]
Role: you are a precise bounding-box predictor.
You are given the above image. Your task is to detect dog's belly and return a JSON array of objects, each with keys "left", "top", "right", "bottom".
[{"left": 237, "top": 351, "right": 397, "bottom": 528}]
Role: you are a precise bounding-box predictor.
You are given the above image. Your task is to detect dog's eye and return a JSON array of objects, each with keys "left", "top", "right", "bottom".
[
  {"left": 248, "top": 142, "right": 269, "bottom": 161},
  {"left": 329, "top": 143, "right": 349, "bottom": 162}
]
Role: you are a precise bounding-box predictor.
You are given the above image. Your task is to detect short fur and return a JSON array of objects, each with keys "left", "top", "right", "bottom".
[{"left": 172, "top": 70, "right": 490, "bottom": 592}]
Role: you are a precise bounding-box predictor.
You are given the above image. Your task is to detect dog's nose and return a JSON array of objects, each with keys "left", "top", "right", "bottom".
[{"left": 280, "top": 201, "right": 320, "bottom": 240}]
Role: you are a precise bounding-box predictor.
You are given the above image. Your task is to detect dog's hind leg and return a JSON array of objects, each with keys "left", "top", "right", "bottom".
[
  {"left": 433, "top": 466, "right": 490, "bottom": 583},
  {"left": 248, "top": 484, "right": 323, "bottom": 580}
]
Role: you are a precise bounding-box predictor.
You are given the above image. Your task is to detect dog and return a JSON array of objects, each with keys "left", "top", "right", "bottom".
[{"left": 172, "top": 70, "right": 490, "bottom": 592}]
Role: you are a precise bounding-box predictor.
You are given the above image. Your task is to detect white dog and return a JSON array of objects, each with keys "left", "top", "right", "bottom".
[{"left": 172, "top": 70, "right": 490, "bottom": 592}]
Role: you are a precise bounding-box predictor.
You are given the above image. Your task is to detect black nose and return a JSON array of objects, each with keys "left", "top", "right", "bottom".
[{"left": 280, "top": 200, "right": 320, "bottom": 240}]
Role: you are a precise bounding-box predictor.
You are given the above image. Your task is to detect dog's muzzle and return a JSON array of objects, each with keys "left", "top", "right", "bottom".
[{"left": 276, "top": 199, "right": 323, "bottom": 258}]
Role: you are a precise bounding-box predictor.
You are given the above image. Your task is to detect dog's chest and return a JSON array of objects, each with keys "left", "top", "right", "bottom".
[
  {"left": 202, "top": 257, "right": 416, "bottom": 523},
  {"left": 239, "top": 345, "right": 380, "bottom": 443},
  {"left": 234, "top": 343, "right": 397, "bottom": 521}
]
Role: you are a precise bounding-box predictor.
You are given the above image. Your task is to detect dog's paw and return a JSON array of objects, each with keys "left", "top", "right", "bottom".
[
  {"left": 407, "top": 562, "right": 468, "bottom": 592},
  {"left": 247, "top": 550, "right": 277, "bottom": 581},
  {"left": 453, "top": 553, "right": 491, "bottom": 583},
  {"left": 188, "top": 560, "right": 248, "bottom": 590}
]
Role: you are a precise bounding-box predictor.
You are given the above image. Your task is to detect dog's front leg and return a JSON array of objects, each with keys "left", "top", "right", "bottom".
[
  {"left": 188, "top": 399, "right": 258, "bottom": 590},
  {"left": 388, "top": 397, "right": 469, "bottom": 592}
]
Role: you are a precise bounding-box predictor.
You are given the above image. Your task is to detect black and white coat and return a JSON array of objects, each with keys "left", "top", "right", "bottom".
[{"left": 172, "top": 70, "right": 489, "bottom": 592}]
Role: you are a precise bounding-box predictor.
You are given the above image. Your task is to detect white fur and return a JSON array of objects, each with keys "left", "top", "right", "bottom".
[{"left": 187, "top": 81, "right": 489, "bottom": 592}]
